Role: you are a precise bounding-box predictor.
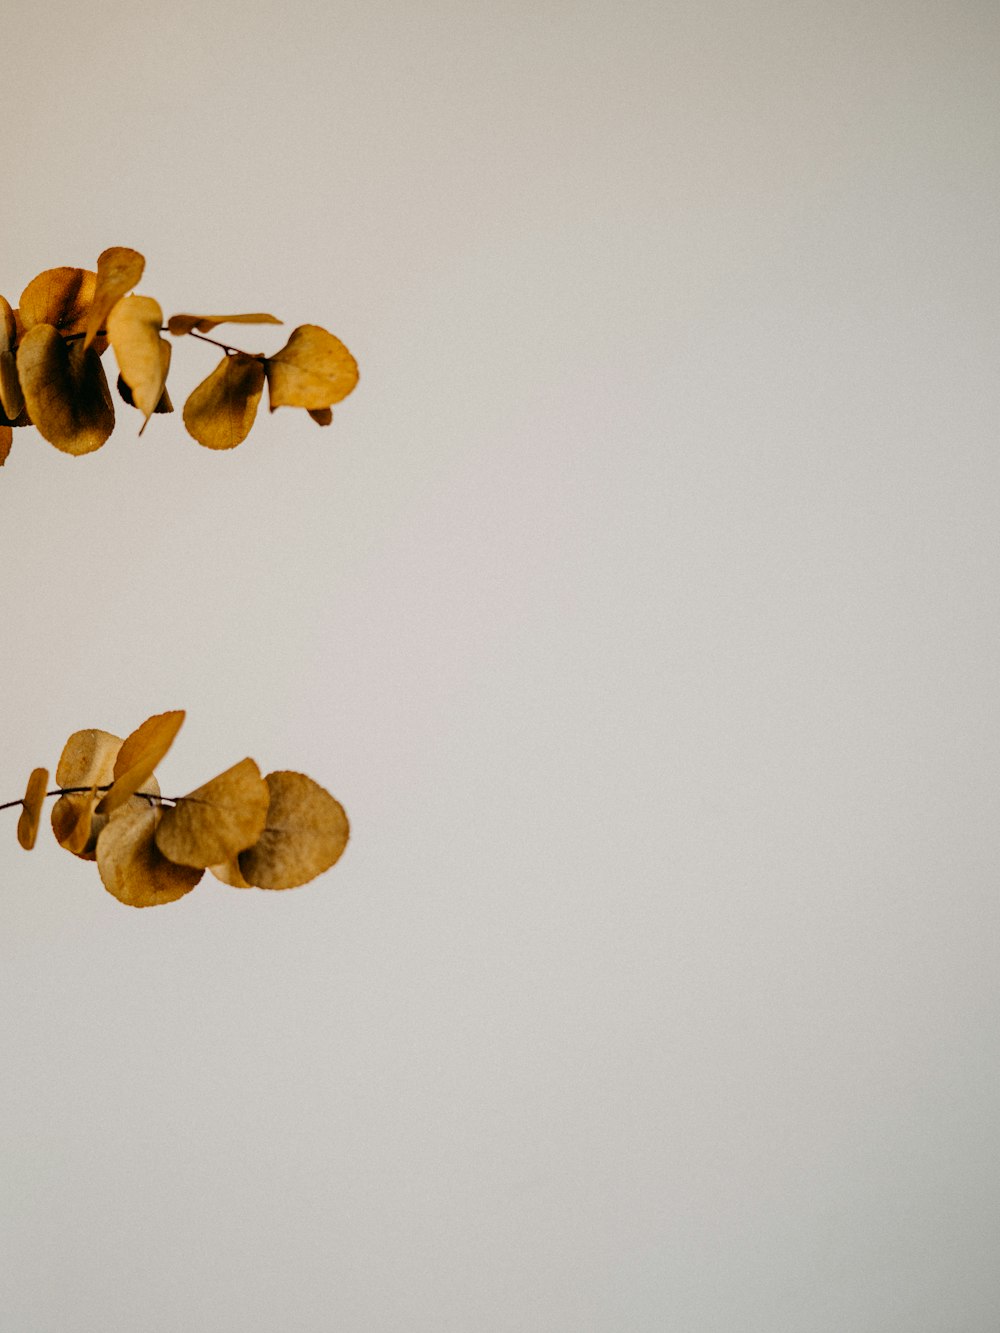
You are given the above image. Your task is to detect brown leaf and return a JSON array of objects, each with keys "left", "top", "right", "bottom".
[
  {"left": 83, "top": 247, "right": 145, "bottom": 350},
  {"left": 97, "top": 805, "right": 202, "bottom": 908},
  {"left": 307, "top": 407, "right": 333, "bottom": 427},
  {"left": 117, "top": 373, "right": 172, "bottom": 416},
  {"left": 0, "top": 348, "right": 24, "bottom": 421},
  {"left": 0, "top": 295, "right": 15, "bottom": 351},
  {"left": 265, "top": 325, "right": 359, "bottom": 412},
  {"left": 0, "top": 425, "right": 10, "bottom": 466},
  {"left": 154, "top": 758, "right": 269, "bottom": 868},
  {"left": 17, "top": 325, "right": 114, "bottom": 455},
  {"left": 54, "top": 775, "right": 160, "bottom": 862},
  {"left": 167, "top": 312, "right": 281, "bottom": 336},
  {"left": 182, "top": 353, "right": 264, "bottom": 449},
  {"left": 16, "top": 768, "right": 49, "bottom": 850},
  {"left": 97, "top": 709, "right": 185, "bottom": 815},
  {"left": 51, "top": 728, "right": 122, "bottom": 860},
  {"left": 209, "top": 858, "right": 253, "bottom": 888},
  {"left": 19, "top": 267, "right": 97, "bottom": 335},
  {"left": 239, "top": 771, "right": 349, "bottom": 889},
  {"left": 107, "top": 295, "right": 171, "bottom": 425}
]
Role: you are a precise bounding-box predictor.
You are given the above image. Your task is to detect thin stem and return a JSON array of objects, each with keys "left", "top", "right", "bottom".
[
  {"left": 0, "top": 785, "right": 183, "bottom": 813},
  {"left": 63, "top": 327, "right": 264, "bottom": 361}
]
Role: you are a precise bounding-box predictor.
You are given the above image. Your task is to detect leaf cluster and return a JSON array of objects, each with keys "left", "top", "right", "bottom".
[
  {"left": 1, "top": 247, "right": 359, "bottom": 463},
  {"left": 11, "top": 711, "right": 349, "bottom": 907}
]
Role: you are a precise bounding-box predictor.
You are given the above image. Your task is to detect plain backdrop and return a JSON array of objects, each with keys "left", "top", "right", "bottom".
[{"left": 2, "top": 2, "right": 999, "bottom": 1329}]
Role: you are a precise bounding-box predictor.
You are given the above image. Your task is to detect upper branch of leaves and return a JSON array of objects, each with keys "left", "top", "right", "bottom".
[
  {"left": 4, "top": 710, "right": 350, "bottom": 907},
  {"left": 0, "top": 246, "right": 359, "bottom": 465}
]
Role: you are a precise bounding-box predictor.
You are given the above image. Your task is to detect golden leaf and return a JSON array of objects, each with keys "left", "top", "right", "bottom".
[
  {"left": 0, "top": 425, "right": 10, "bottom": 466},
  {"left": 97, "top": 709, "right": 185, "bottom": 815},
  {"left": 19, "top": 267, "right": 97, "bottom": 335},
  {"left": 54, "top": 775, "right": 160, "bottom": 862},
  {"left": 106, "top": 295, "right": 171, "bottom": 425},
  {"left": 117, "top": 373, "right": 172, "bottom": 416},
  {"left": 83, "top": 247, "right": 145, "bottom": 351},
  {"left": 182, "top": 353, "right": 264, "bottom": 449},
  {"left": 265, "top": 325, "right": 359, "bottom": 412},
  {"left": 0, "top": 348, "right": 24, "bottom": 421},
  {"left": 17, "top": 325, "right": 114, "bottom": 455},
  {"left": 239, "top": 771, "right": 349, "bottom": 889},
  {"left": 209, "top": 858, "right": 253, "bottom": 888},
  {"left": 167, "top": 312, "right": 281, "bottom": 336},
  {"left": 154, "top": 757, "right": 269, "bottom": 868},
  {"left": 97, "top": 805, "right": 202, "bottom": 908},
  {"left": 55, "top": 728, "right": 121, "bottom": 788},
  {"left": 16, "top": 767, "right": 49, "bottom": 850},
  {"left": 0, "top": 295, "right": 15, "bottom": 351},
  {"left": 307, "top": 407, "right": 333, "bottom": 427}
]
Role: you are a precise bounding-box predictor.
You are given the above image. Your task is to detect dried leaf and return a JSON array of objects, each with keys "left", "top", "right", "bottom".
[
  {"left": 0, "top": 425, "right": 10, "bottom": 466},
  {"left": 107, "top": 295, "right": 171, "bottom": 424},
  {"left": 182, "top": 353, "right": 264, "bottom": 449},
  {"left": 307, "top": 407, "right": 333, "bottom": 427},
  {"left": 83, "top": 247, "right": 145, "bottom": 350},
  {"left": 239, "top": 771, "right": 349, "bottom": 889},
  {"left": 19, "top": 267, "right": 97, "bottom": 335},
  {"left": 167, "top": 312, "right": 281, "bottom": 336},
  {"left": 266, "top": 325, "right": 359, "bottom": 412},
  {"left": 55, "top": 728, "right": 122, "bottom": 788},
  {"left": 97, "top": 805, "right": 203, "bottom": 908},
  {"left": 54, "top": 775, "right": 160, "bottom": 862},
  {"left": 17, "top": 325, "right": 114, "bottom": 455},
  {"left": 154, "top": 758, "right": 269, "bottom": 868},
  {"left": 209, "top": 858, "right": 253, "bottom": 888},
  {"left": 97, "top": 710, "right": 185, "bottom": 815},
  {"left": 16, "top": 767, "right": 49, "bottom": 850},
  {"left": 117, "top": 373, "right": 172, "bottom": 415},
  {"left": 0, "top": 295, "right": 15, "bottom": 351},
  {"left": 0, "top": 348, "right": 24, "bottom": 420}
]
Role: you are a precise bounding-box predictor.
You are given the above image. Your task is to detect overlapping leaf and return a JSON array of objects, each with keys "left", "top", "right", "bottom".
[
  {"left": 239, "top": 771, "right": 349, "bottom": 889},
  {"left": 98, "top": 710, "right": 184, "bottom": 815},
  {"left": 154, "top": 757, "right": 269, "bottom": 868},
  {"left": 97, "top": 805, "right": 203, "bottom": 908},
  {"left": 16, "top": 768, "right": 48, "bottom": 850},
  {"left": 265, "top": 324, "right": 359, "bottom": 412},
  {"left": 106, "top": 294, "right": 172, "bottom": 426},
  {"left": 19, "top": 267, "right": 97, "bottom": 335},
  {"left": 16, "top": 325, "right": 114, "bottom": 454},
  {"left": 183, "top": 353, "right": 265, "bottom": 449},
  {"left": 83, "top": 247, "right": 145, "bottom": 351}
]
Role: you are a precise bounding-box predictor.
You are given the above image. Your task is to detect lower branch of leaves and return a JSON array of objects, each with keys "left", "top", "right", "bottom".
[{"left": 7, "top": 710, "right": 349, "bottom": 908}]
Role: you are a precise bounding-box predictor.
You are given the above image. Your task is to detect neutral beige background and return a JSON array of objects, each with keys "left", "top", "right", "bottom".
[{"left": 2, "top": 1, "right": 999, "bottom": 1329}]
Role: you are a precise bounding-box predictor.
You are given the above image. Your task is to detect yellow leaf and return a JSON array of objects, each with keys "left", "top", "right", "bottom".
[
  {"left": 154, "top": 758, "right": 269, "bottom": 868},
  {"left": 239, "top": 771, "right": 349, "bottom": 889},
  {"left": 54, "top": 775, "right": 161, "bottom": 862},
  {"left": 97, "top": 805, "right": 202, "bottom": 908},
  {"left": 51, "top": 728, "right": 122, "bottom": 860},
  {"left": 182, "top": 353, "right": 264, "bottom": 449},
  {"left": 106, "top": 295, "right": 171, "bottom": 425},
  {"left": 83, "top": 247, "right": 145, "bottom": 350},
  {"left": 16, "top": 767, "right": 49, "bottom": 850},
  {"left": 265, "top": 325, "right": 359, "bottom": 412},
  {"left": 19, "top": 267, "right": 97, "bottom": 335},
  {"left": 0, "top": 295, "right": 16, "bottom": 351},
  {"left": 0, "top": 425, "right": 10, "bottom": 466},
  {"left": 16, "top": 325, "right": 114, "bottom": 455},
  {"left": 209, "top": 858, "right": 253, "bottom": 888},
  {"left": 97, "top": 709, "right": 185, "bottom": 815},
  {"left": 167, "top": 312, "right": 281, "bottom": 336},
  {"left": 117, "top": 373, "right": 172, "bottom": 416},
  {"left": 0, "top": 348, "right": 24, "bottom": 421}
]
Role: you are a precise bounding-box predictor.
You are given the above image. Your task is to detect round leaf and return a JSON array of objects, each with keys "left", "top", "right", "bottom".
[
  {"left": 17, "top": 325, "right": 115, "bottom": 455},
  {"left": 98, "top": 709, "right": 184, "bottom": 815},
  {"left": 265, "top": 325, "right": 358, "bottom": 412},
  {"left": 183, "top": 353, "right": 265, "bottom": 450},
  {"left": 239, "top": 771, "right": 349, "bottom": 889},
  {"left": 19, "top": 267, "right": 97, "bottom": 335},
  {"left": 97, "top": 805, "right": 202, "bottom": 908},
  {"left": 106, "top": 294, "right": 171, "bottom": 425},
  {"left": 154, "top": 758, "right": 269, "bottom": 868}
]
